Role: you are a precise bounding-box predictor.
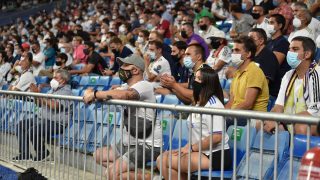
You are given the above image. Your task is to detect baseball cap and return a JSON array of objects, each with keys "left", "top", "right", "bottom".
[
  {"left": 21, "top": 43, "right": 30, "bottom": 50},
  {"left": 117, "top": 54, "right": 145, "bottom": 72},
  {"left": 208, "top": 30, "right": 226, "bottom": 39}
]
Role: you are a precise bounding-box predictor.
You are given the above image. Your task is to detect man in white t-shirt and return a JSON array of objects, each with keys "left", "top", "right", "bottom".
[
  {"left": 288, "top": 10, "right": 315, "bottom": 43},
  {"left": 197, "top": 16, "right": 220, "bottom": 45},
  {"left": 252, "top": 5, "right": 271, "bottom": 38},
  {"left": 83, "top": 54, "right": 161, "bottom": 179},
  {"left": 9, "top": 52, "right": 36, "bottom": 92},
  {"left": 263, "top": 37, "right": 320, "bottom": 136},
  {"left": 144, "top": 40, "right": 171, "bottom": 88},
  {"left": 31, "top": 41, "right": 45, "bottom": 76}
]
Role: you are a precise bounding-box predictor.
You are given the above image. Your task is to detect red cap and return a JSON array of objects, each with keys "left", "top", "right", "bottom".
[{"left": 21, "top": 43, "right": 30, "bottom": 50}]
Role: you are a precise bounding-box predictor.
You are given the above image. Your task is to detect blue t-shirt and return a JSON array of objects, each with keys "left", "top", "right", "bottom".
[{"left": 43, "top": 47, "right": 56, "bottom": 67}]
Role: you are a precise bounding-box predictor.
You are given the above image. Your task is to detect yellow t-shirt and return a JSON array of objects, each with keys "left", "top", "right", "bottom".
[{"left": 231, "top": 62, "right": 269, "bottom": 112}]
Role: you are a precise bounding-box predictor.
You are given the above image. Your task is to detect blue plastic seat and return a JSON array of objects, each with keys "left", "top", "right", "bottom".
[
  {"left": 220, "top": 78, "right": 226, "bottom": 89},
  {"left": 171, "top": 120, "right": 189, "bottom": 150},
  {"left": 97, "top": 76, "right": 110, "bottom": 86},
  {"left": 1, "top": 84, "right": 9, "bottom": 90},
  {"left": 109, "top": 77, "right": 122, "bottom": 87},
  {"left": 70, "top": 75, "right": 81, "bottom": 88},
  {"left": 236, "top": 131, "right": 289, "bottom": 179},
  {"left": 35, "top": 76, "right": 49, "bottom": 85},
  {"left": 40, "top": 86, "right": 51, "bottom": 93},
  {"left": 224, "top": 79, "right": 232, "bottom": 92},
  {"left": 72, "top": 89, "right": 81, "bottom": 96}
]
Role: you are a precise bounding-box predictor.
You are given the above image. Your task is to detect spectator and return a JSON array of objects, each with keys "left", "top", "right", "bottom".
[
  {"left": 70, "top": 41, "right": 108, "bottom": 76},
  {"left": 13, "top": 69, "right": 72, "bottom": 161},
  {"left": 43, "top": 38, "right": 56, "bottom": 70},
  {"left": 104, "top": 37, "right": 133, "bottom": 76},
  {"left": 160, "top": 44, "right": 210, "bottom": 105},
  {"left": 229, "top": 4, "right": 255, "bottom": 38},
  {"left": 193, "top": 2, "right": 213, "bottom": 23},
  {"left": 9, "top": 52, "right": 36, "bottom": 92},
  {"left": 180, "top": 22, "right": 210, "bottom": 59},
  {"left": 0, "top": 51, "right": 11, "bottom": 86},
  {"left": 31, "top": 41, "right": 45, "bottom": 76},
  {"left": 151, "top": 11, "right": 171, "bottom": 41},
  {"left": 13, "top": 44, "right": 23, "bottom": 62},
  {"left": 39, "top": 53, "right": 70, "bottom": 78},
  {"left": 197, "top": 16, "right": 220, "bottom": 45},
  {"left": 269, "top": 0, "right": 294, "bottom": 35},
  {"left": 72, "top": 36, "right": 88, "bottom": 65},
  {"left": 206, "top": 30, "right": 232, "bottom": 79},
  {"left": 74, "top": 24, "right": 90, "bottom": 42},
  {"left": 83, "top": 54, "right": 161, "bottom": 179},
  {"left": 288, "top": 10, "right": 315, "bottom": 42},
  {"left": 170, "top": 41, "right": 190, "bottom": 83},
  {"left": 211, "top": 0, "right": 230, "bottom": 21},
  {"left": 225, "top": 36, "right": 269, "bottom": 127},
  {"left": 252, "top": 5, "right": 271, "bottom": 38},
  {"left": 156, "top": 68, "right": 232, "bottom": 180},
  {"left": 5, "top": 43, "right": 15, "bottom": 65},
  {"left": 242, "top": 0, "right": 254, "bottom": 14},
  {"left": 264, "top": 36, "right": 320, "bottom": 136},
  {"left": 135, "top": 29, "right": 149, "bottom": 56},
  {"left": 144, "top": 40, "right": 171, "bottom": 88},
  {"left": 249, "top": 28, "right": 279, "bottom": 99}
]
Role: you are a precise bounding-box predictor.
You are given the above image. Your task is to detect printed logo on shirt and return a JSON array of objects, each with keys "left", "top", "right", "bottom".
[{"left": 153, "top": 65, "right": 162, "bottom": 74}]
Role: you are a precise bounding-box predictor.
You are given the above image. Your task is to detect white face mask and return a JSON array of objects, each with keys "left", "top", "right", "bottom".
[
  {"left": 101, "top": 29, "right": 106, "bottom": 34},
  {"left": 267, "top": 24, "right": 276, "bottom": 35},
  {"left": 230, "top": 54, "right": 244, "bottom": 68},
  {"left": 137, "top": 36, "right": 144, "bottom": 44},
  {"left": 119, "top": 25, "right": 126, "bottom": 33},
  {"left": 316, "top": 35, "right": 320, "bottom": 48},
  {"left": 50, "top": 79, "right": 60, "bottom": 90},
  {"left": 293, "top": 17, "right": 302, "bottom": 28},
  {"left": 147, "top": 51, "right": 156, "bottom": 60},
  {"left": 139, "top": 19, "right": 145, "bottom": 24}
]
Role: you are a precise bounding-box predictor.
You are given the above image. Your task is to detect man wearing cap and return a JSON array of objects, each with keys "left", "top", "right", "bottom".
[
  {"left": 206, "top": 30, "right": 231, "bottom": 80},
  {"left": 83, "top": 54, "right": 162, "bottom": 179}
]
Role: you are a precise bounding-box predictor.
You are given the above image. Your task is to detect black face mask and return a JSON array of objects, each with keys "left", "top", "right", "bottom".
[
  {"left": 171, "top": 54, "right": 180, "bottom": 62},
  {"left": 55, "top": 61, "right": 62, "bottom": 66},
  {"left": 210, "top": 39, "right": 221, "bottom": 49},
  {"left": 118, "top": 68, "right": 132, "bottom": 82},
  {"left": 194, "top": 8, "right": 201, "bottom": 13},
  {"left": 251, "top": 13, "right": 260, "bottom": 20},
  {"left": 112, "top": 49, "right": 119, "bottom": 55},
  {"left": 181, "top": 31, "right": 188, "bottom": 39},
  {"left": 199, "top": 24, "right": 207, "bottom": 31},
  {"left": 192, "top": 81, "right": 203, "bottom": 103},
  {"left": 83, "top": 48, "right": 90, "bottom": 55},
  {"left": 32, "top": 49, "right": 37, "bottom": 54}
]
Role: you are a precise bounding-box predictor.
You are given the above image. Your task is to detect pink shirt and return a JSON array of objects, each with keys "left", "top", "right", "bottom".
[{"left": 73, "top": 44, "right": 88, "bottom": 64}]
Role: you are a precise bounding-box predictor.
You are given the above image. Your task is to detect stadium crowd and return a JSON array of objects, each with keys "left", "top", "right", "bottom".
[{"left": 1, "top": 0, "right": 320, "bottom": 179}]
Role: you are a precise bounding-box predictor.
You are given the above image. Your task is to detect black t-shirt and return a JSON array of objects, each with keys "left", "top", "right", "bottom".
[
  {"left": 110, "top": 46, "right": 133, "bottom": 73},
  {"left": 88, "top": 51, "right": 109, "bottom": 75},
  {"left": 188, "top": 63, "right": 210, "bottom": 89},
  {"left": 254, "top": 47, "right": 279, "bottom": 97}
]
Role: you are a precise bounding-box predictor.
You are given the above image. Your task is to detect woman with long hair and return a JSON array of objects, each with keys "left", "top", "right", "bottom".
[{"left": 156, "top": 67, "right": 232, "bottom": 180}]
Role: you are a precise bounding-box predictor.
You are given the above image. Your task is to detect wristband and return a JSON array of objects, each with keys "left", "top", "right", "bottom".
[
  {"left": 190, "top": 145, "right": 194, "bottom": 152},
  {"left": 94, "top": 90, "right": 98, "bottom": 99}
]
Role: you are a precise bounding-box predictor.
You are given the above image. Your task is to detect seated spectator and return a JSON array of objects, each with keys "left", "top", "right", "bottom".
[
  {"left": 288, "top": 10, "right": 315, "bottom": 42},
  {"left": 242, "top": 0, "right": 254, "bottom": 14},
  {"left": 206, "top": 30, "right": 231, "bottom": 79},
  {"left": 9, "top": 52, "right": 36, "bottom": 92},
  {"left": 229, "top": 4, "right": 255, "bottom": 38},
  {"left": 5, "top": 43, "right": 15, "bottom": 65},
  {"left": 39, "top": 53, "right": 71, "bottom": 79},
  {"left": 249, "top": 28, "right": 279, "bottom": 98},
  {"left": 70, "top": 41, "right": 108, "bottom": 76},
  {"left": 13, "top": 69, "right": 72, "bottom": 161},
  {"left": 197, "top": 16, "right": 220, "bottom": 45},
  {"left": 151, "top": 11, "right": 171, "bottom": 42},
  {"left": 156, "top": 68, "right": 232, "bottom": 180},
  {"left": 31, "top": 41, "right": 45, "bottom": 76},
  {"left": 170, "top": 41, "right": 190, "bottom": 83},
  {"left": 13, "top": 44, "right": 23, "bottom": 62},
  {"left": 144, "top": 40, "right": 171, "bottom": 88},
  {"left": 83, "top": 54, "right": 161, "bottom": 179},
  {"left": 0, "top": 51, "right": 11, "bottom": 86},
  {"left": 269, "top": 0, "right": 293, "bottom": 35},
  {"left": 211, "top": 0, "right": 230, "bottom": 21},
  {"left": 225, "top": 36, "right": 269, "bottom": 127},
  {"left": 72, "top": 36, "right": 88, "bottom": 65},
  {"left": 160, "top": 44, "right": 210, "bottom": 105},
  {"left": 193, "top": 1, "right": 213, "bottom": 23},
  {"left": 104, "top": 37, "right": 133, "bottom": 76},
  {"left": 180, "top": 22, "right": 210, "bottom": 59},
  {"left": 43, "top": 38, "right": 56, "bottom": 70},
  {"left": 252, "top": 5, "right": 271, "bottom": 38},
  {"left": 135, "top": 29, "right": 149, "bottom": 56},
  {"left": 264, "top": 37, "right": 320, "bottom": 136}
]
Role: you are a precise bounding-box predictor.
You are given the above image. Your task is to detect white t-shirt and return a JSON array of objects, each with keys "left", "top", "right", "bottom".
[
  {"left": 0, "top": 62, "right": 11, "bottom": 85},
  {"left": 14, "top": 70, "right": 36, "bottom": 92},
  {"left": 288, "top": 27, "right": 315, "bottom": 43},
  {"left": 211, "top": 2, "right": 230, "bottom": 19},
  {"left": 187, "top": 96, "right": 229, "bottom": 155},
  {"left": 146, "top": 56, "right": 171, "bottom": 88},
  {"left": 32, "top": 51, "right": 46, "bottom": 76},
  {"left": 255, "top": 17, "right": 271, "bottom": 39},
  {"left": 119, "top": 81, "right": 162, "bottom": 147},
  {"left": 198, "top": 25, "right": 220, "bottom": 45},
  {"left": 206, "top": 46, "right": 231, "bottom": 79},
  {"left": 308, "top": 17, "right": 320, "bottom": 38}
]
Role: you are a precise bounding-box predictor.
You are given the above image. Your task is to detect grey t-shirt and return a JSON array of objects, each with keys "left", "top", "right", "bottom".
[{"left": 232, "top": 14, "right": 255, "bottom": 36}]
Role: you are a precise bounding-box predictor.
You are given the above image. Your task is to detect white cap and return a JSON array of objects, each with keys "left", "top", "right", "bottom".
[{"left": 208, "top": 30, "right": 226, "bottom": 39}]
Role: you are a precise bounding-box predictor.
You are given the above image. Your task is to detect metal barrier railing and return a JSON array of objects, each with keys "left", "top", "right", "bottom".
[{"left": 0, "top": 90, "right": 319, "bottom": 180}]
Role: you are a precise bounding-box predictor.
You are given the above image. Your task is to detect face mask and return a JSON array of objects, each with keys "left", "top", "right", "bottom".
[
  {"left": 171, "top": 54, "right": 180, "bottom": 62},
  {"left": 50, "top": 79, "right": 60, "bottom": 90},
  {"left": 83, "top": 48, "right": 90, "bottom": 55},
  {"left": 230, "top": 54, "right": 244, "bottom": 68},
  {"left": 55, "top": 61, "right": 62, "bottom": 66},
  {"left": 192, "top": 81, "right": 203, "bottom": 103},
  {"left": 106, "top": 38, "right": 111, "bottom": 44},
  {"left": 60, "top": 47, "right": 66, "bottom": 53},
  {"left": 293, "top": 17, "right": 302, "bottom": 28},
  {"left": 194, "top": 8, "right": 200, "bottom": 13},
  {"left": 210, "top": 39, "right": 221, "bottom": 49},
  {"left": 112, "top": 49, "right": 119, "bottom": 55},
  {"left": 286, "top": 51, "right": 301, "bottom": 69},
  {"left": 176, "top": 15, "right": 182, "bottom": 20},
  {"left": 32, "top": 49, "right": 37, "bottom": 54},
  {"left": 112, "top": 15, "right": 117, "bottom": 20},
  {"left": 119, "top": 25, "right": 126, "bottom": 33},
  {"left": 139, "top": 19, "right": 145, "bottom": 24},
  {"left": 118, "top": 68, "right": 132, "bottom": 82},
  {"left": 137, "top": 36, "right": 144, "bottom": 44},
  {"left": 180, "top": 30, "right": 188, "bottom": 39},
  {"left": 101, "top": 29, "right": 106, "bottom": 34},
  {"left": 146, "top": 24, "right": 154, "bottom": 31},
  {"left": 251, "top": 13, "right": 260, "bottom": 20},
  {"left": 267, "top": 24, "right": 276, "bottom": 35},
  {"left": 183, "top": 56, "right": 195, "bottom": 69},
  {"left": 272, "top": 0, "right": 279, "bottom": 6},
  {"left": 15, "top": 65, "right": 23, "bottom": 73},
  {"left": 147, "top": 51, "right": 156, "bottom": 60},
  {"left": 241, "top": 3, "right": 247, "bottom": 11},
  {"left": 199, "top": 24, "right": 207, "bottom": 31},
  {"left": 316, "top": 35, "right": 320, "bottom": 48},
  {"left": 181, "top": 21, "right": 186, "bottom": 25}
]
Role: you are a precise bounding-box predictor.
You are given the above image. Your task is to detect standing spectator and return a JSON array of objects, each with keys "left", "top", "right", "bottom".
[
  {"left": 263, "top": 37, "right": 320, "bottom": 136},
  {"left": 104, "top": 37, "right": 133, "bottom": 76},
  {"left": 229, "top": 4, "right": 255, "bottom": 38},
  {"left": 72, "top": 36, "right": 88, "bottom": 65},
  {"left": 197, "top": 16, "right": 220, "bottom": 45},
  {"left": 43, "top": 38, "right": 56, "bottom": 70},
  {"left": 249, "top": 28, "right": 279, "bottom": 99},
  {"left": 225, "top": 36, "right": 269, "bottom": 127},
  {"left": 157, "top": 68, "right": 232, "bottom": 180},
  {"left": 70, "top": 41, "right": 108, "bottom": 76},
  {"left": 206, "top": 30, "right": 232, "bottom": 80},
  {"left": 31, "top": 41, "right": 45, "bottom": 76},
  {"left": 288, "top": 10, "right": 315, "bottom": 42},
  {"left": 269, "top": 0, "right": 294, "bottom": 35}
]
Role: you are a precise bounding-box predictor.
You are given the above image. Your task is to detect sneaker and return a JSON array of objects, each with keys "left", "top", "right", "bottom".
[
  {"left": 12, "top": 154, "right": 33, "bottom": 161},
  {"left": 33, "top": 151, "right": 50, "bottom": 161}
]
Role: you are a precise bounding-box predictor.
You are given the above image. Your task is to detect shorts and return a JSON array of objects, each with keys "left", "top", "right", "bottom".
[
  {"left": 205, "top": 149, "right": 232, "bottom": 170},
  {"left": 112, "top": 142, "right": 161, "bottom": 169}
]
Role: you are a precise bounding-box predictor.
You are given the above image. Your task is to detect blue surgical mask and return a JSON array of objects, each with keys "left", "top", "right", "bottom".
[
  {"left": 241, "top": 3, "right": 247, "bottom": 11},
  {"left": 60, "top": 48, "right": 66, "bottom": 53},
  {"left": 286, "top": 51, "right": 301, "bottom": 69},
  {"left": 183, "top": 56, "right": 195, "bottom": 69},
  {"left": 272, "top": 0, "right": 279, "bottom": 6},
  {"left": 147, "top": 51, "right": 156, "bottom": 61}
]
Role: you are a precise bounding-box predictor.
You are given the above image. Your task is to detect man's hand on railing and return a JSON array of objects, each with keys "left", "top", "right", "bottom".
[{"left": 83, "top": 88, "right": 95, "bottom": 104}]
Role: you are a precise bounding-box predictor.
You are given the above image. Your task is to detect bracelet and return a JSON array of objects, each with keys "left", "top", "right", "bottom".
[
  {"left": 190, "top": 145, "right": 194, "bottom": 152},
  {"left": 94, "top": 90, "right": 98, "bottom": 99}
]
